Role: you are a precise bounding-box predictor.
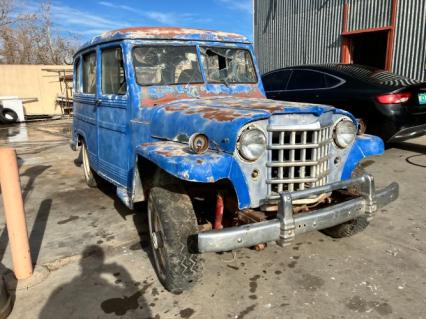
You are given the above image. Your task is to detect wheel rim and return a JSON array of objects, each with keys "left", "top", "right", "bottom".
[
  {"left": 148, "top": 200, "right": 168, "bottom": 282},
  {"left": 81, "top": 144, "right": 92, "bottom": 182}
]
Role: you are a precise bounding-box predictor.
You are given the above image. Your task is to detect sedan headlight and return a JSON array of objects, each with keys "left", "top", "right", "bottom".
[
  {"left": 334, "top": 118, "right": 357, "bottom": 148},
  {"left": 238, "top": 127, "right": 267, "bottom": 161}
]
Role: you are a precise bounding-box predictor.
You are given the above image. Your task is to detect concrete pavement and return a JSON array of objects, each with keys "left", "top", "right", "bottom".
[{"left": 0, "top": 120, "right": 425, "bottom": 318}]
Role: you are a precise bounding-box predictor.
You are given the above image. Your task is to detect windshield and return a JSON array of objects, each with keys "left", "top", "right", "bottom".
[
  {"left": 133, "top": 46, "right": 203, "bottom": 86},
  {"left": 200, "top": 47, "right": 257, "bottom": 84}
]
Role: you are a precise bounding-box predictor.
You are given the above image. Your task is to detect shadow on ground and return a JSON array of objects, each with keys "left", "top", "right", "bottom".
[
  {"left": 39, "top": 245, "right": 153, "bottom": 318},
  {"left": 390, "top": 140, "right": 426, "bottom": 154},
  {"left": 96, "top": 182, "right": 155, "bottom": 281}
]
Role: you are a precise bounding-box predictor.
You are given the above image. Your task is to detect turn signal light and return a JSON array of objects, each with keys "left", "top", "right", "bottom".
[{"left": 376, "top": 92, "right": 411, "bottom": 104}]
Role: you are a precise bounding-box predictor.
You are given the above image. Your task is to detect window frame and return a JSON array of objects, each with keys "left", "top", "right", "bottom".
[
  {"left": 74, "top": 57, "right": 82, "bottom": 93},
  {"left": 100, "top": 46, "right": 128, "bottom": 96},
  {"left": 82, "top": 50, "right": 97, "bottom": 95},
  {"left": 262, "top": 69, "right": 292, "bottom": 92},
  {"left": 199, "top": 46, "right": 258, "bottom": 84},
  {"left": 284, "top": 69, "right": 346, "bottom": 92},
  {"left": 131, "top": 45, "right": 204, "bottom": 87}
]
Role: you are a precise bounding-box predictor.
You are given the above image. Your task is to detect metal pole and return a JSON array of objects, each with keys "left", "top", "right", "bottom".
[{"left": 0, "top": 148, "right": 33, "bottom": 280}]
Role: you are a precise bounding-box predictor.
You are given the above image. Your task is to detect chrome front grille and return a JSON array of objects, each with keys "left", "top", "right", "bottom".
[{"left": 266, "top": 125, "right": 333, "bottom": 199}]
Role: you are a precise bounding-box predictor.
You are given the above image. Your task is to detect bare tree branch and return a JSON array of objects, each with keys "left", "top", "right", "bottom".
[{"left": 0, "top": 0, "right": 79, "bottom": 64}]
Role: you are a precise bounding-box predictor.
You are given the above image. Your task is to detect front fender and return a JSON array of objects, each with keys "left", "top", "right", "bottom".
[
  {"left": 341, "top": 134, "right": 384, "bottom": 180},
  {"left": 136, "top": 141, "right": 251, "bottom": 208}
]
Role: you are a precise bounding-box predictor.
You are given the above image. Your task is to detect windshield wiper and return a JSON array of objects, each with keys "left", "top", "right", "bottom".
[{"left": 221, "top": 77, "right": 230, "bottom": 87}]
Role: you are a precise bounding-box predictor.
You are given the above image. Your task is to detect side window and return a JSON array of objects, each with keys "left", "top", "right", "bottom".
[
  {"left": 262, "top": 70, "right": 291, "bottom": 91},
  {"left": 287, "top": 70, "right": 326, "bottom": 90},
  {"left": 74, "top": 58, "right": 81, "bottom": 93},
  {"left": 83, "top": 52, "right": 96, "bottom": 94},
  {"left": 324, "top": 74, "right": 342, "bottom": 88},
  {"left": 102, "top": 47, "right": 127, "bottom": 95}
]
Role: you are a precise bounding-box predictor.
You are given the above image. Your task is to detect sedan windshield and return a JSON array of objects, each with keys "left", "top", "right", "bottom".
[
  {"left": 200, "top": 47, "right": 257, "bottom": 84},
  {"left": 133, "top": 46, "right": 203, "bottom": 86}
]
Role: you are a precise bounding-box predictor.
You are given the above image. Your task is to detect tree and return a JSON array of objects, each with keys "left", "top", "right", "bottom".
[{"left": 0, "top": 0, "right": 79, "bottom": 64}]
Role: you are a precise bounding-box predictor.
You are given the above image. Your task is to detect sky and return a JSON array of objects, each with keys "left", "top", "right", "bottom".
[{"left": 37, "top": 0, "right": 253, "bottom": 42}]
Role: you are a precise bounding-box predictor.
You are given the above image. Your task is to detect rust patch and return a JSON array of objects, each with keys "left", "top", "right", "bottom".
[
  {"left": 103, "top": 27, "right": 248, "bottom": 41},
  {"left": 141, "top": 142, "right": 192, "bottom": 157},
  {"left": 140, "top": 85, "right": 264, "bottom": 107}
]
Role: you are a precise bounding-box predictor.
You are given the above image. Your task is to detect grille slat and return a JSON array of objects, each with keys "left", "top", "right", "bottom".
[{"left": 267, "top": 124, "right": 332, "bottom": 199}]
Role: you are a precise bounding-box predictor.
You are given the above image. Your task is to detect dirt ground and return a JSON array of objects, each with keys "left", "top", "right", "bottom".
[{"left": 0, "top": 119, "right": 425, "bottom": 319}]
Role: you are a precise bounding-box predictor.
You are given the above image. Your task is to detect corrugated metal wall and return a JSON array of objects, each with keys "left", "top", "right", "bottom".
[
  {"left": 347, "top": 0, "right": 392, "bottom": 31},
  {"left": 254, "top": 0, "right": 426, "bottom": 81},
  {"left": 254, "top": 0, "right": 343, "bottom": 74},
  {"left": 393, "top": 0, "right": 426, "bottom": 80}
]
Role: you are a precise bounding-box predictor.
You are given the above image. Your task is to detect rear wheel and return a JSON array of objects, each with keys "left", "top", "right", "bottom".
[
  {"left": 321, "top": 165, "right": 370, "bottom": 238},
  {"left": 148, "top": 185, "right": 202, "bottom": 293},
  {"left": 81, "top": 141, "right": 98, "bottom": 187},
  {"left": 321, "top": 216, "right": 369, "bottom": 238}
]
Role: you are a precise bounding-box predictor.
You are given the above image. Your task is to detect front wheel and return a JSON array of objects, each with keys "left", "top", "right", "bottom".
[
  {"left": 321, "top": 216, "right": 369, "bottom": 238},
  {"left": 148, "top": 186, "right": 202, "bottom": 293}
]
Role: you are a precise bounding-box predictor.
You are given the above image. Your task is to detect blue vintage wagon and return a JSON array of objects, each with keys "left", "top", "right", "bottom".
[{"left": 70, "top": 27, "right": 398, "bottom": 292}]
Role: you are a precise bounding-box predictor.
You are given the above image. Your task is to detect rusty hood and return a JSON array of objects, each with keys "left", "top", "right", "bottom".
[{"left": 149, "top": 96, "right": 349, "bottom": 153}]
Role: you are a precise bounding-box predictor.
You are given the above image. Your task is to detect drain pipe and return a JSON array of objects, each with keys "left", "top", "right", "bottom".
[{"left": 0, "top": 148, "right": 33, "bottom": 280}]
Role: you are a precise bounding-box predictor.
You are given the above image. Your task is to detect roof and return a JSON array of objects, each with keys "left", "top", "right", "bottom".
[
  {"left": 78, "top": 27, "right": 251, "bottom": 52},
  {"left": 266, "top": 64, "right": 420, "bottom": 87}
]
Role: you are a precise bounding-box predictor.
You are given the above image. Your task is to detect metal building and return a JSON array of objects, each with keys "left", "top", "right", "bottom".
[{"left": 254, "top": 0, "right": 426, "bottom": 81}]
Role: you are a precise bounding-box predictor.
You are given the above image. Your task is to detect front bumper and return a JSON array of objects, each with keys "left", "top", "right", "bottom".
[
  {"left": 197, "top": 174, "right": 399, "bottom": 253},
  {"left": 388, "top": 123, "right": 426, "bottom": 142}
]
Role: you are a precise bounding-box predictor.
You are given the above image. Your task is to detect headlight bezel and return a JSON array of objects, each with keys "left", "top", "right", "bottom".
[
  {"left": 333, "top": 117, "right": 357, "bottom": 148},
  {"left": 237, "top": 125, "right": 267, "bottom": 162}
]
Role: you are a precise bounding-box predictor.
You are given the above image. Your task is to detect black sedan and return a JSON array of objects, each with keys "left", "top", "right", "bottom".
[{"left": 262, "top": 64, "right": 426, "bottom": 142}]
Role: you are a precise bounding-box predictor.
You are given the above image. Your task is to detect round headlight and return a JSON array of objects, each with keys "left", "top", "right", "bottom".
[
  {"left": 334, "top": 119, "right": 357, "bottom": 148},
  {"left": 238, "top": 127, "right": 266, "bottom": 161}
]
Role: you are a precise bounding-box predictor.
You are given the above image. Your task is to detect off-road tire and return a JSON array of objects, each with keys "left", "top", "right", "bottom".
[
  {"left": 0, "top": 108, "right": 18, "bottom": 124},
  {"left": 81, "top": 141, "right": 98, "bottom": 187},
  {"left": 148, "top": 185, "right": 202, "bottom": 293},
  {"left": 321, "top": 164, "right": 369, "bottom": 238},
  {"left": 321, "top": 216, "right": 369, "bottom": 238}
]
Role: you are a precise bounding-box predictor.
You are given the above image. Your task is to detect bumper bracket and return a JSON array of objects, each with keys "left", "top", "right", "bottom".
[{"left": 197, "top": 174, "right": 399, "bottom": 253}]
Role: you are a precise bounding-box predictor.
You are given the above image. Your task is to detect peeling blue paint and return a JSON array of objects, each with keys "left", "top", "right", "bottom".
[
  {"left": 136, "top": 142, "right": 251, "bottom": 207},
  {"left": 71, "top": 27, "right": 382, "bottom": 210},
  {"left": 342, "top": 134, "right": 385, "bottom": 180}
]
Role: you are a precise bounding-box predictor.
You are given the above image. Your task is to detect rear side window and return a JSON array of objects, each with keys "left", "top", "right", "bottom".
[
  {"left": 262, "top": 70, "right": 291, "bottom": 91},
  {"left": 74, "top": 58, "right": 81, "bottom": 93},
  {"left": 83, "top": 52, "right": 96, "bottom": 94},
  {"left": 324, "top": 74, "right": 341, "bottom": 87},
  {"left": 287, "top": 70, "right": 326, "bottom": 90},
  {"left": 102, "top": 47, "right": 126, "bottom": 95}
]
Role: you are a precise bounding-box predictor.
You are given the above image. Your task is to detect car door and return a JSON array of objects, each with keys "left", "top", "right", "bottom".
[
  {"left": 96, "top": 44, "right": 130, "bottom": 187},
  {"left": 76, "top": 51, "right": 98, "bottom": 169}
]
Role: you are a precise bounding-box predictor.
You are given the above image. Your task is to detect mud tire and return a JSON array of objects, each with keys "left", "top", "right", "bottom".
[
  {"left": 148, "top": 185, "right": 202, "bottom": 293},
  {"left": 321, "top": 164, "right": 369, "bottom": 238},
  {"left": 321, "top": 216, "right": 369, "bottom": 238}
]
